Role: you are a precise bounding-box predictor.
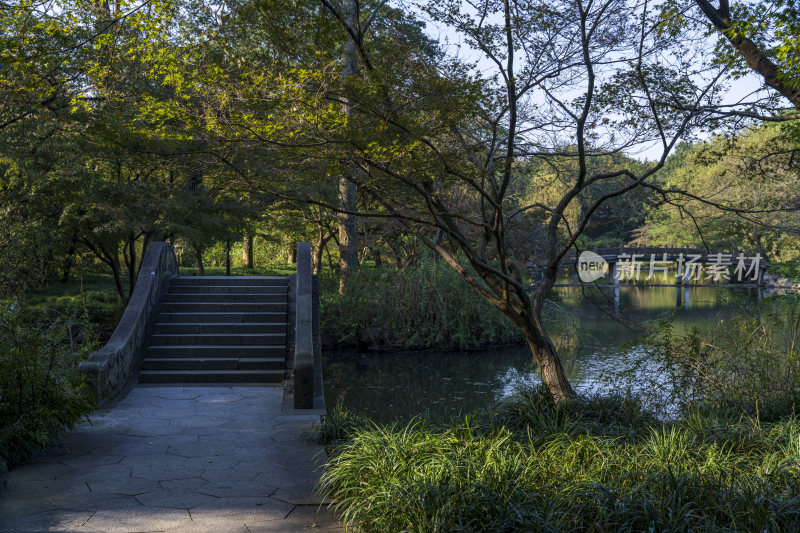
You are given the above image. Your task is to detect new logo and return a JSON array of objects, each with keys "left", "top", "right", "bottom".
[{"left": 577, "top": 251, "right": 608, "bottom": 282}]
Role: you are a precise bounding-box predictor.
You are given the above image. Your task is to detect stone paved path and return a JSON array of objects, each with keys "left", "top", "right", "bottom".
[{"left": 0, "top": 386, "right": 341, "bottom": 532}]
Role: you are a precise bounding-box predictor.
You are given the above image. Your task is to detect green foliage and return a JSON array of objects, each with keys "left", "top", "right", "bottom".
[
  {"left": 614, "top": 295, "right": 800, "bottom": 420},
  {"left": 320, "top": 260, "right": 525, "bottom": 351},
  {"left": 0, "top": 304, "right": 96, "bottom": 468},
  {"left": 315, "top": 399, "right": 373, "bottom": 453},
  {"left": 319, "top": 385, "right": 800, "bottom": 532},
  {"left": 774, "top": 261, "right": 800, "bottom": 281},
  {"left": 642, "top": 124, "right": 800, "bottom": 258}
]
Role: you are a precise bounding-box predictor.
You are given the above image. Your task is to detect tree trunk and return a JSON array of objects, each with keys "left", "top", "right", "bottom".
[
  {"left": 242, "top": 234, "right": 254, "bottom": 268},
  {"left": 287, "top": 246, "right": 297, "bottom": 264},
  {"left": 111, "top": 251, "right": 127, "bottom": 307},
  {"left": 337, "top": 0, "right": 360, "bottom": 294},
  {"left": 313, "top": 229, "right": 329, "bottom": 275},
  {"left": 226, "top": 240, "right": 231, "bottom": 276},
  {"left": 193, "top": 244, "right": 205, "bottom": 275},
  {"left": 60, "top": 235, "right": 78, "bottom": 283},
  {"left": 313, "top": 241, "right": 324, "bottom": 275},
  {"left": 522, "top": 316, "right": 576, "bottom": 402},
  {"left": 139, "top": 231, "right": 154, "bottom": 273},
  {"left": 126, "top": 235, "right": 137, "bottom": 297},
  {"left": 325, "top": 242, "right": 336, "bottom": 273},
  {"left": 373, "top": 247, "right": 382, "bottom": 267}
]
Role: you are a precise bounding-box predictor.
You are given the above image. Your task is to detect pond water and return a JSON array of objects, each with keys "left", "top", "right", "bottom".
[{"left": 323, "top": 285, "right": 772, "bottom": 422}]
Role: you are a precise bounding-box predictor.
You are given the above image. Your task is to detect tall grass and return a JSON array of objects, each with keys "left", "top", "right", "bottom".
[
  {"left": 321, "top": 259, "right": 524, "bottom": 350},
  {"left": 0, "top": 304, "right": 96, "bottom": 469},
  {"left": 318, "top": 385, "right": 800, "bottom": 532}
]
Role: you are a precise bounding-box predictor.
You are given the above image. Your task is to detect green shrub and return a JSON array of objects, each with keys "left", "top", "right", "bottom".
[
  {"left": 321, "top": 260, "right": 525, "bottom": 351},
  {"left": 318, "top": 387, "right": 800, "bottom": 532},
  {"left": 773, "top": 261, "right": 800, "bottom": 282},
  {"left": 604, "top": 295, "right": 800, "bottom": 421},
  {"left": 0, "top": 303, "right": 96, "bottom": 468}
]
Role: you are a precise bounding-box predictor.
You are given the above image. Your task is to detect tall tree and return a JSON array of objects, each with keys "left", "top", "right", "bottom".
[{"left": 337, "top": 0, "right": 361, "bottom": 293}]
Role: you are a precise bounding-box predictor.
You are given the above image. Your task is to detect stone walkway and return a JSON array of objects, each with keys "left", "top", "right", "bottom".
[{"left": 0, "top": 386, "right": 341, "bottom": 532}]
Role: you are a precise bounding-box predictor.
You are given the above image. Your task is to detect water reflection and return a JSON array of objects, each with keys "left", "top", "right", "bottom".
[{"left": 324, "top": 286, "right": 762, "bottom": 422}]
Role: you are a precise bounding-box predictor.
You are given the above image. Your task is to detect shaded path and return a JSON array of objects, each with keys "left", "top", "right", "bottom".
[{"left": 0, "top": 386, "right": 340, "bottom": 532}]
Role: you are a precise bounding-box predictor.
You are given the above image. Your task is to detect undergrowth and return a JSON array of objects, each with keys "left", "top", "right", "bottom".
[
  {"left": 0, "top": 303, "right": 96, "bottom": 469},
  {"left": 320, "top": 260, "right": 525, "bottom": 351},
  {"left": 318, "top": 386, "right": 800, "bottom": 532}
]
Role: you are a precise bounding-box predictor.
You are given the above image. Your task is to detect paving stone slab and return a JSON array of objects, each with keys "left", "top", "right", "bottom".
[
  {"left": 0, "top": 508, "right": 95, "bottom": 532},
  {"left": 158, "top": 476, "right": 209, "bottom": 493},
  {"left": 135, "top": 488, "right": 220, "bottom": 509},
  {"left": 62, "top": 453, "right": 124, "bottom": 469},
  {"left": 5, "top": 477, "right": 92, "bottom": 499},
  {"left": 182, "top": 455, "right": 240, "bottom": 472},
  {"left": 189, "top": 496, "right": 293, "bottom": 522},
  {"left": 0, "top": 495, "right": 57, "bottom": 518},
  {"left": 80, "top": 507, "right": 191, "bottom": 532},
  {"left": 48, "top": 493, "right": 142, "bottom": 512},
  {"left": 85, "top": 476, "right": 161, "bottom": 496},
  {"left": 196, "top": 466, "right": 262, "bottom": 483},
  {"left": 163, "top": 520, "right": 251, "bottom": 533},
  {"left": 194, "top": 479, "right": 277, "bottom": 499}
]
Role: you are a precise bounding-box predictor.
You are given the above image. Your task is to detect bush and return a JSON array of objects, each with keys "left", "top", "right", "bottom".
[
  {"left": 0, "top": 303, "right": 96, "bottom": 468},
  {"left": 603, "top": 294, "right": 800, "bottom": 420},
  {"left": 318, "top": 386, "right": 800, "bottom": 532},
  {"left": 321, "top": 259, "right": 525, "bottom": 351}
]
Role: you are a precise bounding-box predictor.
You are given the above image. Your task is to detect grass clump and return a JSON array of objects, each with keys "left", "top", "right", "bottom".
[
  {"left": 320, "top": 259, "right": 524, "bottom": 351},
  {"left": 318, "top": 384, "right": 800, "bottom": 532},
  {"left": 0, "top": 303, "right": 96, "bottom": 468}
]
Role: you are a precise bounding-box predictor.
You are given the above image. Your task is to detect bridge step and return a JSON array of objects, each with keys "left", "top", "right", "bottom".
[
  {"left": 142, "top": 357, "right": 284, "bottom": 371},
  {"left": 164, "top": 293, "right": 287, "bottom": 303},
  {"left": 139, "top": 276, "right": 290, "bottom": 384},
  {"left": 147, "top": 345, "right": 287, "bottom": 357},
  {"left": 165, "top": 285, "right": 288, "bottom": 294},
  {"left": 138, "top": 369, "right": 284, "bottom": 383},
  {"left": 162, "top": 302, "right": 287, "bottom": 313},
  {"left": 150, "top": 333, "right": 285, "bottom": 345},
  {"left": 157, "top": 312, "right": 287, "bottom": 323},
  {"left": 170, "top": 276, "right": 288, "bottom": 286},
  {"left": 155, "top": 322, "right": 287, "bottom": 334}
]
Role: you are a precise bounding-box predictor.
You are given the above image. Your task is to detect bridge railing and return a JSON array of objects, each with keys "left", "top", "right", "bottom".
[
  {"left": 80, "top": 241, "right": 178, "bottom": 401},
  {"left": 293, "top": 242, "right": 316, "bottom": 409}
]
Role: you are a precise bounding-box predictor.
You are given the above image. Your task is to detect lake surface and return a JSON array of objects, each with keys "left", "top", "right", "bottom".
[{"left": 323, "top": 285, "right": 772, "bottom": 422}]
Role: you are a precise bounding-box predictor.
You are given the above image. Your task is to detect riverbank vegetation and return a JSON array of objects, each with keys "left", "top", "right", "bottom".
[
  {"left": 317, "top": 296, "right": 800, "bottom": 531},
  {"left": 0, "top": 305, "right": 96, "bottom": 473},
  {"left": 319, "top": 390, "right": 800, "bottom": 532},
  {"left": 320, "top": 257, "right": 525, "bottom": 351}
]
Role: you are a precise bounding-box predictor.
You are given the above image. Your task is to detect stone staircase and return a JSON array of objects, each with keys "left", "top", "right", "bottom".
[{"left": 138, "top": 276, "right": 289, "bottom": 384}]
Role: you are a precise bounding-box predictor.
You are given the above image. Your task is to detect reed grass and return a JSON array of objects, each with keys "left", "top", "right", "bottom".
[{"left": 317, "top": 385, "right": 800, "bottom": 532}]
